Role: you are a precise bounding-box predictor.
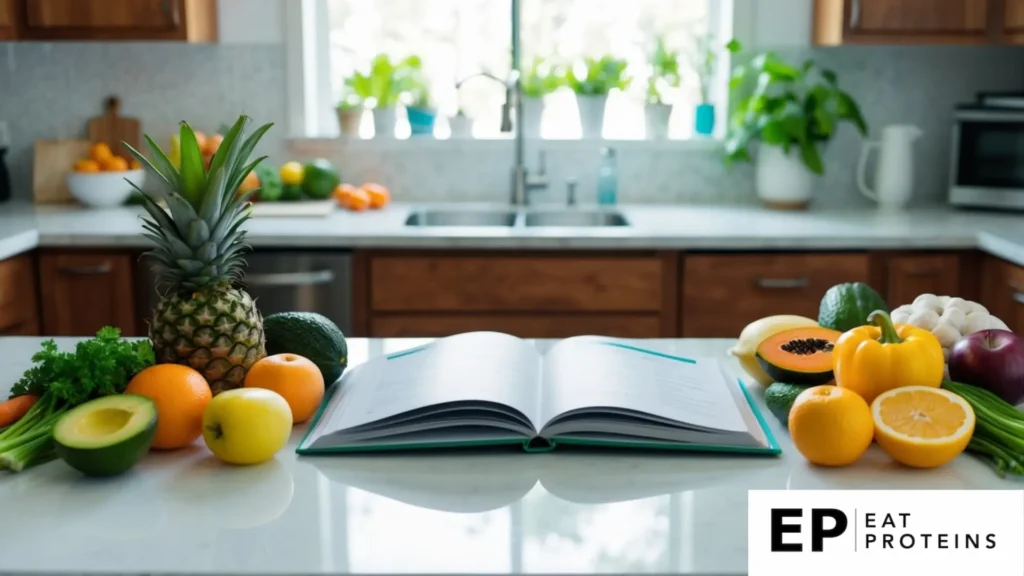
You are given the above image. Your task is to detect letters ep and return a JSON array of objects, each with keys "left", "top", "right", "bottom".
[{"left": 770, "top": 508, "right": 849, "bottom": 552}]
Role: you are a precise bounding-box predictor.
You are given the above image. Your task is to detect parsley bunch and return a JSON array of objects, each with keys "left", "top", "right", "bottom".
[{"left": 0, "top": 327, "right": 155, "bottom": 472}]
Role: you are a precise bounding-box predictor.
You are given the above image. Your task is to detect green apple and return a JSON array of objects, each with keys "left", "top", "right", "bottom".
[{"left": 202, "top": 388, "right": 292, "bottom": 465}]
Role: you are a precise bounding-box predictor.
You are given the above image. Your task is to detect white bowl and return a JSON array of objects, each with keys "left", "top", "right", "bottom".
[{"left": 66, "top": 170, "right": 146, "bottom": 208}]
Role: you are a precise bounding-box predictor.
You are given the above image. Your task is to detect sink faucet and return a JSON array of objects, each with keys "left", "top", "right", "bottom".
[{"left": 455, "top": 0, "right": 547, "bottom": 206}]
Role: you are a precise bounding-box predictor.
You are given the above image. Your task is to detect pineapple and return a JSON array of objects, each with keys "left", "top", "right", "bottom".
[{"left": 125, "top": 115, "right": 273, "bottom": 394}]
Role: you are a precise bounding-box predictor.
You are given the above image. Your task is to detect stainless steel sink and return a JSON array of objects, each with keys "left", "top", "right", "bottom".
[
  {"left": 524, "top": 210, "right": 629, "bottom": 227},
  {"left": 405, "top": 209, "right": 517, "bottom": 227}
]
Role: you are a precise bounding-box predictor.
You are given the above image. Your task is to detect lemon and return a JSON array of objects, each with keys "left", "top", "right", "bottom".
[
  {"left": 871, "top": 386, "right": 975, "bottom": 469},
  {"left": 280, "top": 161, "right": 305, "bottom": 186}
]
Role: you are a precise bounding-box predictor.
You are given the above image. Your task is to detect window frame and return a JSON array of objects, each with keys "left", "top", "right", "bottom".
[{"left": 285, "top": 0, "right": 747, "bottom": 142}]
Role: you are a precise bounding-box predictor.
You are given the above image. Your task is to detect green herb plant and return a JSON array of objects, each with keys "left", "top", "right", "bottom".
[
  {"left": 522, "top": 57, "right": 564, "bottom": 99},
  {"left": 565, "top": 55, "right": 631, "bottom": 96},
  {"left": 647, "top": 37, "right": 681, "bottom": 104},
  {"left": 0, "top": 327, "right": 155, "bottom": 472},
  {"left": 338, "top": 77, "right": 364, "bottom": 111},
  {"left": 942, "top": 379, "right": 1024, "bottom": 477},
  {"left": 346, "top": 53, "right": 425, "bottom": 109},
  {"left": 723, "top": 39, "right": 867, "bottom": 175},
  {"left": 690, "top": 31, "right": 718, "bottom": 104},
  {"left": 401, "top": 55, "right": 434, "bottom": 112}
]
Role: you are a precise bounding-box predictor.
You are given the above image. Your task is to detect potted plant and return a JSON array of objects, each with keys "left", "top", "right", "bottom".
[
  {"left": 400, "top": 55, "right": 436, "bottom": 137},
  {"left": 646, "top": 37, "right": 680, "bottom": 140},
  {"left": 336, "top": 80, "right": 364, "bottom": 137},
  {"left": 724, "top": 40, "right": 867, "bottom": 210},
  {"left": 359, "top": 53, "right": 405, "bottom": 139},
  {"left": 521, "top": 57, "right": 563, "bottom": 139},
  {"left": 449, "top": 108, "right": 472, "bottom": 139},
  {"left": 566, "top": 55, "right": 631, "bottom": 139},
  {"left": 691, "top": 32, "right": 720, "bottom": 136}
]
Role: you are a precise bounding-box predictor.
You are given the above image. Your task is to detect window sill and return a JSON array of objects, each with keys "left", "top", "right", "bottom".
[{"left": 288, "top": 136, "right": 724, "bottom": 156}]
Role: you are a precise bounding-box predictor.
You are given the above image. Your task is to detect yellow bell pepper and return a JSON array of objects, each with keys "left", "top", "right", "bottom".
[{"left": 832, "top": 310, "right": 944, "bottom": 404}]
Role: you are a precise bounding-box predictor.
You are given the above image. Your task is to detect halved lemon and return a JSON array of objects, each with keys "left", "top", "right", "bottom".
[{"left": 871, "top": 386, "right": 975, "bottom": 469}]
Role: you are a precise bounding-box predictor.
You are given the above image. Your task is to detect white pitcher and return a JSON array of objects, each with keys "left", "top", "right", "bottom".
[{"left": 857, "top": 124, "right": 923, "bottom": 211}]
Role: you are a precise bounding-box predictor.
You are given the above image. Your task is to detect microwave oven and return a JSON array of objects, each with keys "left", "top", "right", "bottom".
[{"left": 950, "top": 95, "right": 1024, "bottom": 211}]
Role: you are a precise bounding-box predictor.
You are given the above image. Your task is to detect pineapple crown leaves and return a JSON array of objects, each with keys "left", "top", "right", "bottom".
[{"left": 123, "top": 115, "right": 274, "bottom": 293}]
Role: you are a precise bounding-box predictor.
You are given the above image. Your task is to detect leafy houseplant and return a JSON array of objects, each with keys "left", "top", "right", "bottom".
[
  {"left": 336, "top": 81, "right": 364, "bottom": 137},
  {"left": 567, "top": 55, "right": 631, "bottom": 138},
  {"left": 520, "top": 57, "right": 564, "bottom": 138},
  {"left": 350, "top": 53, "right": 423, "bottom": 138},
  {"left": 400, "top": 55, "right": 436, "bottom": 137},
  {"left": 724, "top": 39, "right": 867, "bottom": 209},
  {"left": 646, "top": 37, "right": 681, "bottom": 139}
]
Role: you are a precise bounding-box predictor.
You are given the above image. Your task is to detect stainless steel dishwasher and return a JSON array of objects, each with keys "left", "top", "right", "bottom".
[{"left": 137, "top": 250, "right": 353, "bottom": 335}]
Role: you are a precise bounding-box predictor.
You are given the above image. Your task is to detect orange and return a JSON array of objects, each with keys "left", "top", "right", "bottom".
[
  {"left": 238, "top": 170, "right": 260, "bottom": 195},
  {"left": 125, "top": 364, "right": 213, "bottom": 450},
  {"left": 129, "top": 159, "right": 142, "bottom": 170},
  {"left": 74, "top": 159, "right": 102, "bottom": 173},
  {"left": 872, "top": 386, "right": 974, "bottom": 469},
  {"left": 101, "top": 156, "right": 130, "bottom": 172},
  {"left": 204, "top": 133, "right": 224, "bottom": 157},
  {"left": 788, "top": 385, "right": 874, "bottom": 467},
  {"left": 89, "top": 142, "right": 113, "bottom": 163},
  {"left": 333, "top": 183, "right": 359, "bottom": 205},
  {"left": 362, "top": 183, "right": 390, "bottom": 209},
  {"left": 193, "top": 130, "right": 208, "bottom": 152},
  {"left": 339, "top": 186, "right": 371, "bottom": 212},
  {"left": 244, "top": 353, "right": 324, "bottom": 424}
]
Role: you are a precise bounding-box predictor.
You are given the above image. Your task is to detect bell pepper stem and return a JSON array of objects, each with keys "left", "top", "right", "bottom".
[{"left": 868, "top": 310, "right": 903, "bottom": 344}]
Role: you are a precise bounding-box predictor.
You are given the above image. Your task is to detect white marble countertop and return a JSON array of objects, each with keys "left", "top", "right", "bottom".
[
  {"left": 1, "top": 202, "right": 1023, "bottom": 264},
  {"left": 0, "top": 337, "right": 1017, "bottom": 576}
]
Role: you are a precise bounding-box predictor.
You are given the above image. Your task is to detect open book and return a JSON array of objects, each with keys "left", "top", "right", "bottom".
[{"left": 297, "top": 332, "right": 780, "bottom": 455}]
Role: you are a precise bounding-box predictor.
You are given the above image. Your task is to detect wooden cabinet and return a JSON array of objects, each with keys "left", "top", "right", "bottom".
[
  {"left": 883, "top": 253, "right": 964, "bottom": 308},
  {"left": 39, "top": 251, "right": 137, "bottom": 337},
  {"left": 980, "top": 256, "right": 1024, "bottom": 334},
  {"left": 0, "top": 0, "right": 17, "bottom": 39},
  {"left": 21, "top": 0, "right": 216, "bottom": 42},
  {"left": 1003, "top": 0, "right": 1024, "bottom": 40},
  {"left": 681, "top": 253, "right": 871, "bottom": 337},
  {"left": 814, "top": 0, "right": 993, "bottom": 45},
  {"left": 0, "top": 255, "right": 39, "bottom": 336},
  {"left": 357, "top": 251, "right": 678, "bottom": 338}
]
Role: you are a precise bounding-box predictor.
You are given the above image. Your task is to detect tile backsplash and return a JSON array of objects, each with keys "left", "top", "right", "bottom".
[{"left": 1, "top": 42, "right": 1022, "bottom": 208}]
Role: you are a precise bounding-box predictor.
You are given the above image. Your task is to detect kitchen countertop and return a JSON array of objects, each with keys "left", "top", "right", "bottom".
[
  {"left": 0, "top": 337, "right": 1017, "bottom": 576},
  {"left": 0, "top": 202, "right": 1022, "bottom": 264}
]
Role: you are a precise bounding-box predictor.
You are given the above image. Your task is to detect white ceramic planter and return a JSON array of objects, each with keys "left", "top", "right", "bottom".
[
  {"left": 755, "top": 145, "right": 816, "bottom": 210},
  {"left": 336, "top": 108, "right": 363, "bottom": 137},
  {"left": 576, "top": 95, "right": 607, "bottom": 139},
  {"left": 372, "top": 108, "right": 397, "bottom": 139},
  {"left": 645, "top": 103, "right": 672, "bottom": 140},
  {"left": 448, "top": 115, "right": 473, "bottom": 139},
  {"left": 520, "top": 97, "right": 543, "bottom": 139}
]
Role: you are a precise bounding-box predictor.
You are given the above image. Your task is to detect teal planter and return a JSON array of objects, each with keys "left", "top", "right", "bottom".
[
  {"left": 407, "top": 107, "right": 436, "bottom": 137},
  {"left": 695, "top": 103, "right": 715, "bottom": 136}
]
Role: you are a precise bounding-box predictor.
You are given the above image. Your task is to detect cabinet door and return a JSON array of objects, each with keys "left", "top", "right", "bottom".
[
  {"left": 1004, "top": 0, "right": 1024, "bottom": 38},
  {"left": 843, "top": 0, "right": 988, "bottom": 42},
  {"left": 980, "top": 256, "right": 1024, "bottom": 334},
  {"left": 39, "top": 252, "right": 137, "bottom": 337},
  {"left": 27, "top": 0, "right": 180, "bottom": 29},
  {"left": 885, "top": 254, "right": 962, "bottom": 308},
  {"left": 371, "top": 314, "right": 663, "bottom": 339},
  {"left": 0, "top": 255, "right": 39, "bottom": 335},
  {"left": 681, "top": 253, "right": 871, "bottom": 338},
  {"left": 0, "top": 0, "right": 15, "bottom": 39}
]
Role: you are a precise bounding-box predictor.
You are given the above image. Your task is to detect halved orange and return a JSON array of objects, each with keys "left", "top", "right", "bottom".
[{"left": 871, "top": 386, "right": 975, "bottom": 469}]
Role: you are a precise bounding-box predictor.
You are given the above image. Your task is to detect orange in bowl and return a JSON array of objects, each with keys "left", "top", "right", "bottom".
[
  {"left": 89, "top": 142, "right": 113, "bottom": 163},
  {"left": 101, "top": 156, "right": 130, "bottom": 172},
  {"left": 125, "top": 364, "right": 213, "bottom": 450},
  {"left": 244, "top": 354, "right": 325, "bottom": 424},
  {"left": 74, "top": 159, "right": 102, "bottom": 173}
]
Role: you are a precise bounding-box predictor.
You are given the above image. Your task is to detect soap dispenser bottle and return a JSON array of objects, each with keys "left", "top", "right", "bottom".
[
  {"left": 596, "top": 147, "right": 617, "bottom": 205},
  {"left": 0, "top": 122, "right": 9, "bottom": 204}
]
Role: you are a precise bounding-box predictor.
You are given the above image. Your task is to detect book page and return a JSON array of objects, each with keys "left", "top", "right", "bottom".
[
  {"left": 320, "top": 332, "right": 542, "bottom": 435},
  {"left": 539, "top": 338, "right": 747, "bottom": 433}
]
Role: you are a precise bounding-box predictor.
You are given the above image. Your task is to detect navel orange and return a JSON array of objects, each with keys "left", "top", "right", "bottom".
[
  {"left": 74, "top": 159, "right": 102, "bottom": 173},
  {"left": 101, "top": 156, "right": 130, "bottom": 172},
  {"left": 872, "top": 386, "right": 974, "bottom": 469},
  {"left": 89, "top": 142, "right": 113, "bottom": 163},
  {"left": 788, "top": 385, "right": 874, "bottom": 467},
  {"left": 362, "top": 183, "right": 390, "bottom": 208},
  {"left": 125, "top": 364, "right": 213, "bottom": 450},
  {"left": 244, "top": 353, "right": 325, "bottom": 424}
]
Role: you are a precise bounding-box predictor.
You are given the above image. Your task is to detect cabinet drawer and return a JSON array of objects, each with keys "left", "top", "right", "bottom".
[
  {"left": 370, "top": 254, "right": 665, "bottom": 312},
  {"left": 885, "top": 253, "right": 962, "bottom": 307},
  {"left": 371, "top": 314, "right": 662, "bottom": 339},
  {"left": 981, "top": 256, "right": 1024, "bottom": 334},
  {"left": 39, "top": 252, "right": 136, "bottom": 336},
  {"left": 0, "top": 255, "right": 38, "bottom": 332},
  {"left": 682, "top": 253, "right": 871, "bottom": 337}
]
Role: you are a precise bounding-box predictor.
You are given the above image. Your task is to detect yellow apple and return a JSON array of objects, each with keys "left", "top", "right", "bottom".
[{"left": 202, "top": 388, "right": 292, "bottom": 465}]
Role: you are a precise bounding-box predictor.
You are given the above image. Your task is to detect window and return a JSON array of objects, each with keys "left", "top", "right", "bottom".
[{"left": 298, "top": 0, "right": 730, "bottom": 140}]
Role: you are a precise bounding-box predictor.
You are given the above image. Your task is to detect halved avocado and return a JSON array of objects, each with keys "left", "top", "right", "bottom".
[
  {"left": 53, "top": 394, "right": 158, "bottom": 477},
  {"left": 755, "top": 326, "right": 841, "bottom": 386}
]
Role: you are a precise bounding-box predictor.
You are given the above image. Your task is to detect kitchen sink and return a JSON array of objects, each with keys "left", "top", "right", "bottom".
[
  {"left": 524, "top": 210, "right": 629, "bottom": 227},
  {"left": 405, "top": 209, "right": 517, "bottom": 227}
]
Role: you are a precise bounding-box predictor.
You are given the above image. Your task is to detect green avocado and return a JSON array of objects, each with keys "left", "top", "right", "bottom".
[
  {"left": 302, "top": 159, "right": 341, "bottom": 200},
  {"left": 53, "top": 394, "right": 157, "bottom": 477},
  {"left": 264, "top": 312, "right": 348, "bottom": 386},
  {"left": 280, "top": 183, "right": 304, "bottom": 201},
  {"left": 818, "top": 282, "right": 888, "bottom": 332},
  {"left": 764, "top": 382, "right": 812, "bottom": 426}
]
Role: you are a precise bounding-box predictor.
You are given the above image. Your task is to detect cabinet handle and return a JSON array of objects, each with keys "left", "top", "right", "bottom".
[
  {"left": 1013, "top": 292, "right": 1024, "bottom": 306},
  {"left": 904, "top": 268, "right": 941, "bottom": 277},
  {"left": 162, "top": 0, "right": 181, "bottom": 27},
  {"left": 850, "top": 0, "right": 861, "bottom": 28},
  {"left": 58, "top": 263, "right": 112, "bottom": 275},
  {"left": 755, "top": 278, "right": 810, "bottom": 289},
  {"left": 244, "top": 270, "right": 335, "bottom": 287}
]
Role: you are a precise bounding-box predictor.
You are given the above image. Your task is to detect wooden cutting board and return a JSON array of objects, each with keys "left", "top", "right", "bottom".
[
  {"left": 32, "top": 139, "right": 91, "bottom": 204},
  {"left": 87, "top": 96, "right": 141, "bottom": 159}
]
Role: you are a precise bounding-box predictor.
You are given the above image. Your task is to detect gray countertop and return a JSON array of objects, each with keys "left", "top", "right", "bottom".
[{"left": 1, "top": 202, "right": 1023, "bottom": 264}]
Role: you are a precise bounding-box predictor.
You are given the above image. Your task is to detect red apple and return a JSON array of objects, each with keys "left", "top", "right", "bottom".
[{"left": 948, "top": 329, "right": 1024, "bottom": 405}]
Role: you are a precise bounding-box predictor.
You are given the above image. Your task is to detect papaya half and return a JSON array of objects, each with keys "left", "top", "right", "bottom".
[{"left": 755, "top": 326, "right": 842, "bottom": 386}]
